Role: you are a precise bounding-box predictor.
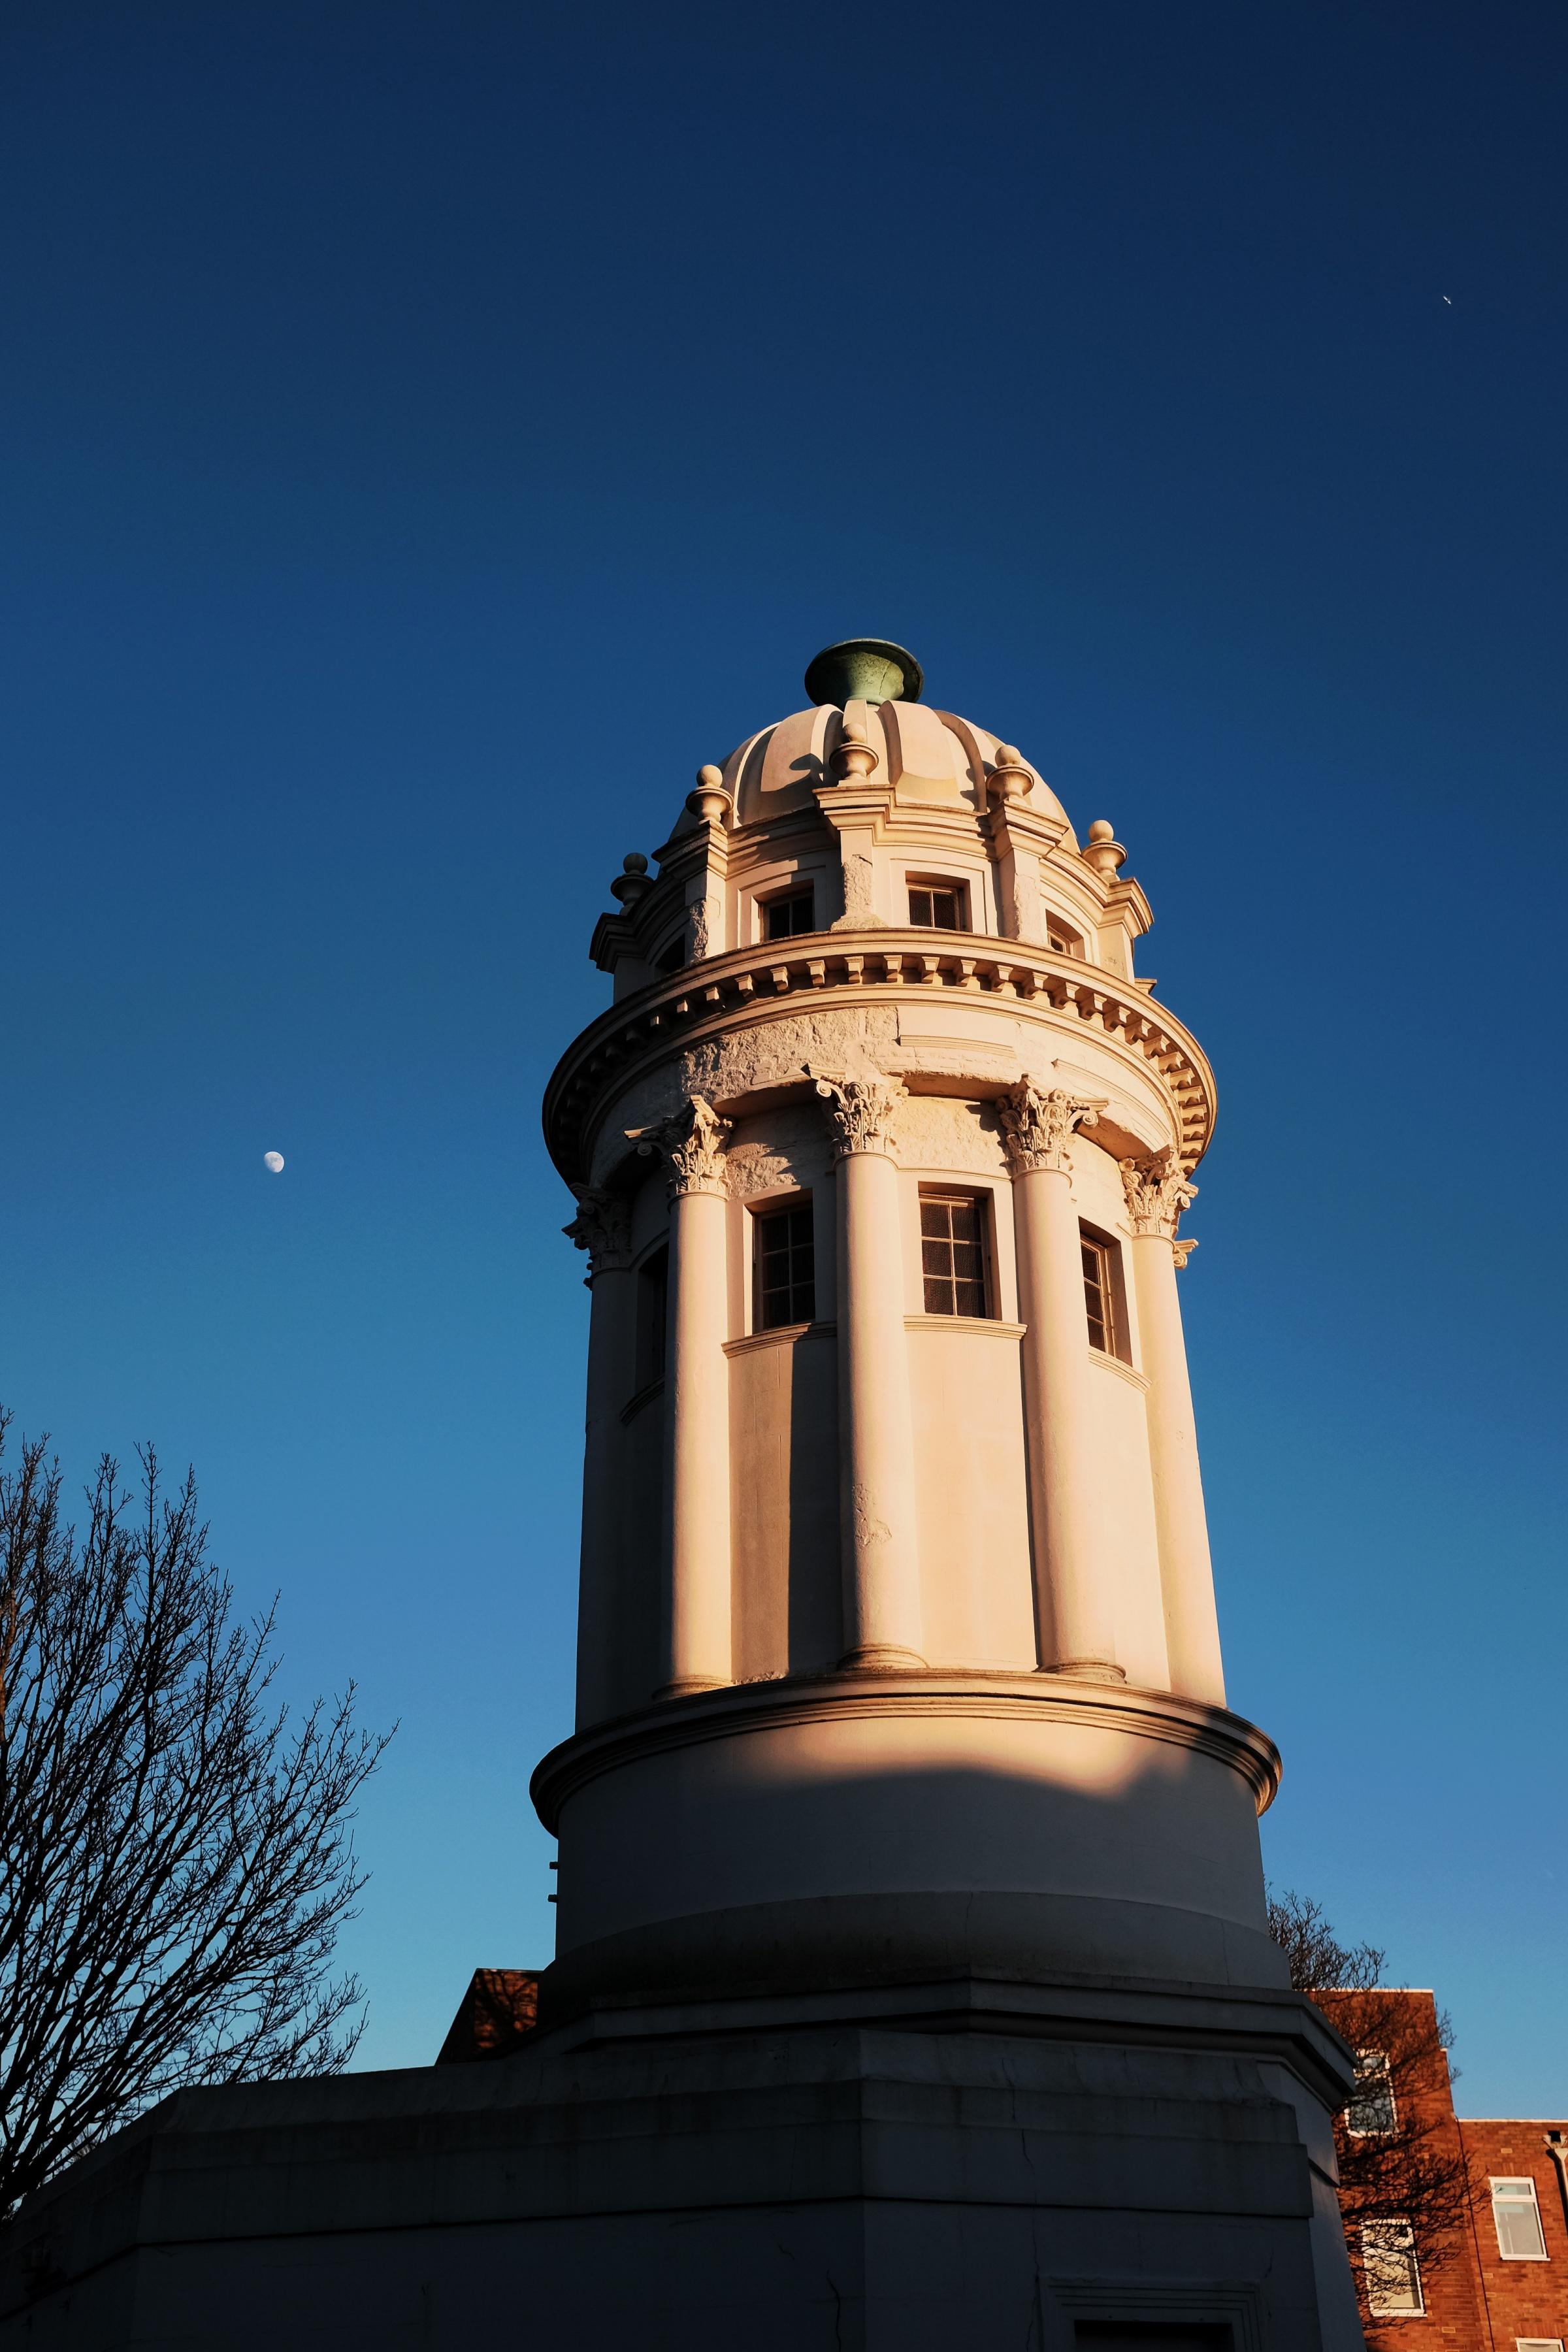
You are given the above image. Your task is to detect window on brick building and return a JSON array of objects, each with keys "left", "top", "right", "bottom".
[
  {"left": 1362, "top": 2221, "right": 1424, "bottom": 2316},
  {"left": 1516, "top": 2340, "right": 1563, "bottom": 2351},
  {"left": 764, "top": 888, "right": 815, "bottom": 941},
  {"left": 920, "top": 1192, "right": 992, "bottom": 1318},
  {"left": 1347, "top": 2050, "right": 1397, "bottom": 2136},
  {"left": 1491, "top": 2178, "right": 1548, "bottom": 2261},
  {"left": 753, "top": 1201, "right": 815, "bottom": 1330}
]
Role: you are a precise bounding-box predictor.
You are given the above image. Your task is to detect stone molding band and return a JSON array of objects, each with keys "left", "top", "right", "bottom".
[
  {"left": 543, "top": 927, "right": 1216, "bottom": 1194},
  {"left": 529, "top": 1670, "right": 1282, "bottom": 1832}
]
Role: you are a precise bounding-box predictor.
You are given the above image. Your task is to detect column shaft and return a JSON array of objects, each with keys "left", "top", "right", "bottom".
[
  {"left": 1129, "top": 1233, "right": 1225, "bottom": 1705},
  {"left": 575, "top": 1261, "right": 637, "bottom": 1725},
  {"left": 661, "top": 1185, "right": 731, "bottom": 1695},
  {"left": 1013, "top": 1164, "right": 1120, "bottom": 1675},
  {"left": 838, "top": 1147, "right": 924, "bottom": 1668}
]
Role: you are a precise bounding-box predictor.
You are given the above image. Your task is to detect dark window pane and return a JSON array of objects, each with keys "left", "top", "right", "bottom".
[
  {"left": 766, "top": 890, "right": 814, "bottom": 940},
  {"left": 921, "top": 1194, "right": 988, "bottom": 1317},
  {"left": 1081, "top": 1235, "right": 1115, "bottom": 1354},
  {"left": 909, "top": 885, "right": 965, "bottom": 930},
  {"left": 755, "top": 1202, "right": 815, "bottom": 1329}
]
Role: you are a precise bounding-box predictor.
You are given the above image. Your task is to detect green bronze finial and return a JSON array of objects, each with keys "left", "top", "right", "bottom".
[{"left": 804, "top": 638, "right": 924, "bottom": 708}]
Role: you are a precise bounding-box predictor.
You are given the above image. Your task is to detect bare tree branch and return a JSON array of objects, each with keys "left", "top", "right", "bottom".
[
  {"left": 1268, "top": 1886, "right": 1471, "bottom": 2314},
  {"left": 0, "top": 1413, "right": 392, "bottom": 2216}
]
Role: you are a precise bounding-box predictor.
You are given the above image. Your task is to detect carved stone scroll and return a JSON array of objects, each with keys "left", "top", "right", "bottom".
[
  {"left": 1120, "top": 1147, "right": 1198, "bottom": 1239},
  {"left": 806, "top": 1067, "right": 907, "bottom": 1159},
  {"left": 998, "top": 1079, "right": 1103, "bottom": 1175},
  {"left": 626, "top": 1096, "right": 732, "bottom": 1198},
  {"left": 562, "top": 1186, "right": 633, "bottom": 1274}
]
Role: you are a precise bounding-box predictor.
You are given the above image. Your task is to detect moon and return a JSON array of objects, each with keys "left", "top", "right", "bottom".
[{"left": 263, "top": 1151, "right": 285, "bottom": 1174}]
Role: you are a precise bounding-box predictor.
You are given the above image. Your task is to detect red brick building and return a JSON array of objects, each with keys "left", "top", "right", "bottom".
[{"left": 1312, "top": 1989, "right": 1568, "bottom": 2352}]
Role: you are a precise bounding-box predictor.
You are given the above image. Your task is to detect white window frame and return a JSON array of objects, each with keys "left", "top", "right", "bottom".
[
  {"left": 1346, "top": 2048, "right": 1398, "bottom": 2136},
  {"left": 1362, "top": 2219, "right": 1425, "bottom": 2317},
  {"left": 1515, "top": 2339, "right": 1563, "bottom": 2351},
  {"left": 1490, "top": 2177, "right": 1549, "bottom": 2262}
]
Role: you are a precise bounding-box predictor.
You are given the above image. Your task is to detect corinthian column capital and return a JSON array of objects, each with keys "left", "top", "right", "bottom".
[
  {"left": 806, "top": 1067, "right": 907, "bottom": 1159},
  {"left": 1120, "top": 1148, "right": 1198, "bottom": 1238},
  {"left": 627, "top": 1096, "right": 732, "bottom": 1198},
  {"left": 998, "top": 1079, "right": 1103, "bottom": 1175},
  {"left": 563, "top": 1186, "right": 633, "bottom": 1273}
]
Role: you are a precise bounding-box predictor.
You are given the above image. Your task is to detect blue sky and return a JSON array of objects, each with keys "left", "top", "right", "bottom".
[{"left": 3, "top": 0, "right": 1564, "bottom": 2110}]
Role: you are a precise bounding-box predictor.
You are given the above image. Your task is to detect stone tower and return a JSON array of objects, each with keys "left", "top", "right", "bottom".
[
  {"left": 528, "top": 638, "right": 1364, "bottom": 2347},
  {"left": 0, "top": 640, "right": 1366, "bottom": 2352}
]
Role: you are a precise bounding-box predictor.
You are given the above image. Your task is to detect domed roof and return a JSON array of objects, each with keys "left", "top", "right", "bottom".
[{"left": 717, "top": 641, "right": 1073, "bottom": 838}]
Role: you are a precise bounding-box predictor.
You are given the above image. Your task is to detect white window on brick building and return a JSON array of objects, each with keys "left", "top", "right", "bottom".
[
  {"left": 1347, "top": 2050, "right": 1397, "bottom": 2135},
  {"left": 1490, "top": 2178, "right": 1548, "bottom": 2261},
  {"left": 1362, "top": 2219, "right": 1424, "bottom": 2316},
  {"left": 1515, "top": 2340, "right": 1563, "bottom": 2351}
]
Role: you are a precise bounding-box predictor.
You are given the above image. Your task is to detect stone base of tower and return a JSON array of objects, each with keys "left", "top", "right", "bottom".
[{"left": 0, "top": 1976, "right": 1364, "bottom": 2352}]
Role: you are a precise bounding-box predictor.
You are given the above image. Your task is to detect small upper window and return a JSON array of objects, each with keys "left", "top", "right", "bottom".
[
  {"left": 921, "top": 1192, "right": 990, "bottom": 1318},
  {"left": 1516, "top": 2341, "right": 1565, "bottom": 2351},
  {"left": 655, "top": 936, "right": 685, "bottom": 973},
  {"left": 908, "top": 881, "right": 965, "bottom": 930},
  {"left": 1491, "top": 2179, "right": 1548, "bottom": 2262},
  {"left": 1347, "top": 2051, "right": 1397, "bottom": 2136},
  {"left": 1045, "top": 917, "right": 1083, "bottom": 956},
  {"left": 764, "top": 889, "right": 815, "bottom": 941},
  {"left": 755, "top": 1201, "right": 815, "bottom": 1330},
  {"left": 1362, "top": 2221, "right": 1424, "bottom": 2317}
]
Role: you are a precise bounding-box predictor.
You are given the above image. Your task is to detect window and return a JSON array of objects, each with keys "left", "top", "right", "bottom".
[
  {"left": 754, "top": 1201, "right": 815, "bottom": 1330},
  {"left": 920, "top": 1192, "right": 990, "bottom": 1318},
  {"left": 1081, "top": 1231, "right": 1122, "bottom": 1358},
  {"left": 1362, "top": 2221, "right": 1424, "bottom": 2317},
  {"left": 764, "top": 888, "right": 815, "bottom": 941},
  {"left": 655, "top": 936, "right": 685, "bottom": 973},
  {"left": 1516, "top": 2340, "right": 1564, "bottom": 2351},
  {"left": 907, "top": 880, "right": 966, "bottom": 930},
  {"left": 1491, "top": 2179, "right": 1548, "bottom": 2261},
  {"left": 1045, "top": 917, "right": 1083, "bottom": 956},
  {"left": 1347, "top": 2051, "right": 1397, "bottom": 2136}
]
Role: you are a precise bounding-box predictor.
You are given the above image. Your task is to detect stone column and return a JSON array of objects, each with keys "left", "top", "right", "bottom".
[
  {"left": 629, "top": 1098, "right": 733, "bottom": 1697},
  {"left": 563, "top": 1188, "right": 636, "bottom": 1727},
  {"left": 1122, "top": 1151, "right": 1225, "bottom": 1705},
  {"left": 1000, "top": 1080, "right": 1122, "bottom": 1679},
  {"left": 809, "top": 1071, "right": 925, "bottom": 1670}
]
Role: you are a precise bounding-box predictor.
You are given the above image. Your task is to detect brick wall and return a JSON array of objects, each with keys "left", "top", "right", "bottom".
[
  {"left": 1458, "top": 2120, "right": 1568, "bottom": 2352},
  {"left": 1307, "top": 1987, "right": 1567, "bottom": 2352}
]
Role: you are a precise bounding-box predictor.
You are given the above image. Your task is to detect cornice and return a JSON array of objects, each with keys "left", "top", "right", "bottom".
[
  {"left": 530, "top": 1669, "right": 1282, "bottom": 1832},
  {"left": 542, "top": 930, "right": 1217, "bottom": 1193}
]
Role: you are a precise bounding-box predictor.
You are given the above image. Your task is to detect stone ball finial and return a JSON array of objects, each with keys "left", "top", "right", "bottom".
[
  {"left": 804, "top": 638, "right": 924, "bottom": 709},
  {"left": 610, "top": 851, "right": 653, "bottom": 908},
  {"left": 1083, "top": 819, "right": 1127, "bottom": 882},
  {"left": 987, "top": 745, "right": 1034, "bottom": 805},
  {"left": 687, "top": 767, "right": 732, "bottom": 825}
]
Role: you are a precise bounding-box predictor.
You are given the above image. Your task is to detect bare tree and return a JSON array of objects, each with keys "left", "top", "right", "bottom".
[
  {"left": 1268, "top": 1889, "right": 1472, "bottom": 2311},
  {"left": 0, "top": 1414, "right": 391, "bottom": 2217}
]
